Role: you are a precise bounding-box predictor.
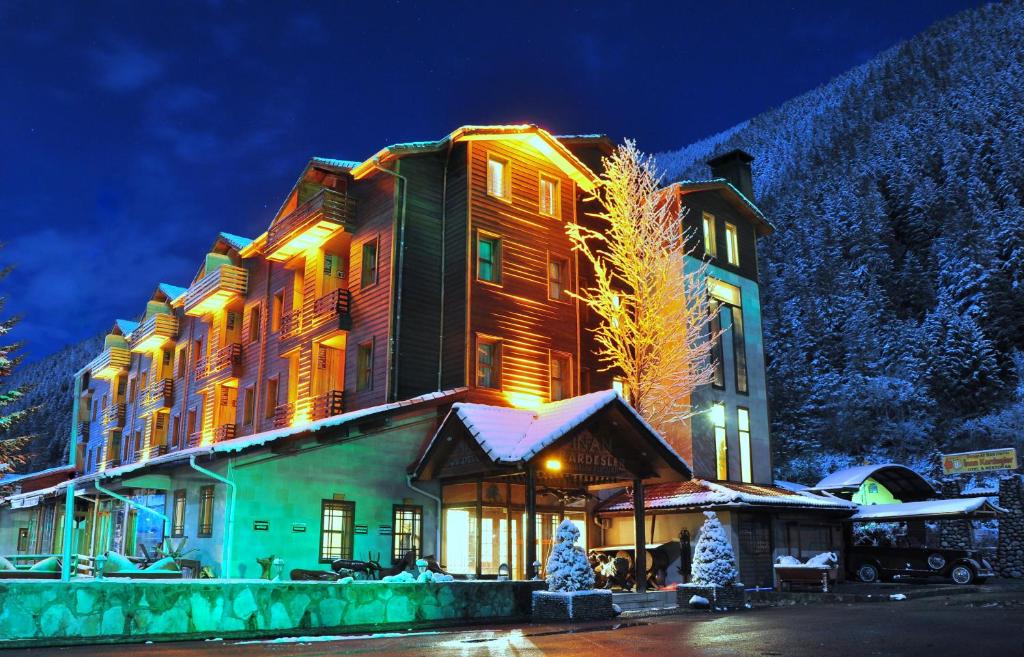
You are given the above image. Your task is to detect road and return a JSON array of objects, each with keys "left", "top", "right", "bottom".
[{"left": 10, "top": 594, "right": 1024, "bottom": 657}]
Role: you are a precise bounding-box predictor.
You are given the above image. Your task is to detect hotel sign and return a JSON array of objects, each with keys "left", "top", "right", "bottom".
[
  {"left": 549, "top": 433, "right": 632, "bottom": 479},
  {"left": 942, "top": 448, "right": 1017, "bottom": 475}
]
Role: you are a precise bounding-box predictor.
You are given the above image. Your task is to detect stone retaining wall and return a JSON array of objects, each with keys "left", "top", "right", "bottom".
[
  {"left": 0, "top": 579, "right": 536, "bottom": 648},
  {"left": 997, "top": 475, "right": 1024, "bottom": 578}
]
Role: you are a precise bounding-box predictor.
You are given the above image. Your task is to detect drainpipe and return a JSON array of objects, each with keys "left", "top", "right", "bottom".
[
  {"left": 189, "top": 455, "right": 237, "bottom": 578},
  {"left": 406, "top": 474, "right": 441, "bottom": 558},
  {"left": 61, "top": 373, "right": 83, "bottom": 581},
  {"left": 94, "top": 478, "right": 171, "bottom": 539},
  {"left": 371, "top": 158, "right": 408, "bottom": 402}
]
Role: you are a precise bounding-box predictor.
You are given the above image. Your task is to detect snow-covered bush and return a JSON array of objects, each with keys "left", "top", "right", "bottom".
[
  {"left": 546, "top": 519, "right": 595, "bottom": 592},
  {"left": 690, "top": 511, "right": 738, "bottom": 586}
]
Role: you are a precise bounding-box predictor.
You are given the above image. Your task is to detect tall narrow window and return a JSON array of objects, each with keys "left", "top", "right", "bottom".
[
  {"left": 548, "top": 255, "right": 568, "bottom": 301},
  {"left": 550, "top": 353, "right": 571, "bottom": 401},
  {"left": 487, "top": 156, "right": 509, "bottom": 199},
  {"left": 476, "top": 337, "right": 501, "bottom": 389},
  {"left": 710, "top": 301, "right": 725, "bottom": 388},
  {"left": 539, "top": 174, "right": 559, "bottom": 217},
  {"left": 725, "top": 222, "right": 740, "bottom": 266},
  {"left": 171, "top": 490, "right": 186, "bottom": 538},
  {"left": 477, "top": 233, "right": 501, "bottom": 284},
  {"left": 242, "top": 386, "right": 255, "bottom": 425},
  {"left": 702, "top": 212, "right": 717, "bottom": 257},
  {"left": 264, "top": 378, "right": 279, "bottom": 419},
  {"left": 248, "top": 305, "right": 261, "bottom": 343},
  {"left": 730, "top": 305, "right": 748, "bottom": 394},
  {"left": 361, "top": 238, "right": 379, "bottom": 288},
  {"left": 171, "top": 415, "right": 181, "bottom": 449},
  {"left": 738, "top": 407, "right": 752, "bottom": 483},
  {"left": 271, "top": 291, "right": 284, "bottom": 332},
  {"left": 186, "top": 408, "right": 197, "bottom": 443},
  {"left": 392, "top": 504, "right": 423, "bottom": 563},
  {"left": 712, "top": 402, "right": 728, "bottom": 481},
  {"left": 357, "top": 341, "right": 374, "bottom": 391},
  {"left": 197, "top": 485, "right": 214, "bottom": 537},
  {"left": 320, "top": 500, "right": 355, "bottom": 561}
]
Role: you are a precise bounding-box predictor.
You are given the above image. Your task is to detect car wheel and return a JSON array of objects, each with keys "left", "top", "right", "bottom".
[
  {"left": 856, "top": 563, "right": 880, "bottom": 583},
  {"left": 950, "top": 564, "right": 975, "bottom": 585}
]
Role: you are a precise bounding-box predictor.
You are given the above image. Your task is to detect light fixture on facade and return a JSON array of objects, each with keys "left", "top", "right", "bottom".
[{"left": 545, "top": 458, "right": 562, "bottom": 472}]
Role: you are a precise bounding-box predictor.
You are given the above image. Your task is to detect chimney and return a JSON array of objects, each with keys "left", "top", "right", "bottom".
[{"left": 707, "top": 149, "right": 755, "bottom": 201}]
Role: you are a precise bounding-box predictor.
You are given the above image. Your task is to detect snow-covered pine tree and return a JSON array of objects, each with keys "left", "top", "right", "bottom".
[
  {"left": 0, "top": 247, "right": 32, "bottom": 477},
  {"left": 545, "top": 519, "right": 595, "bottom": 592},
  {"left": 690, "top": 511, "right": 739, "bottom": 587}
]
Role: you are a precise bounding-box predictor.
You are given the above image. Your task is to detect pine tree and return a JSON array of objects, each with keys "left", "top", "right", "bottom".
[
  {"left": 545, "top": 519, "right": 595, "bottom": 592},
  {"left": 0, "top": 247, "right": 32, "bottom": 476},
  {"left": 690, "top": 511, "right": 739, "bottom": 587}
]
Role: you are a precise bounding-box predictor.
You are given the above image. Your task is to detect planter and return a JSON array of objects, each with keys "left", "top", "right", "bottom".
[
  {"left": 532, "top": 589, "right": 615, "bottom": 622},
  {"left": 677, "top": 583, "right": 746, "bottom": 610}
]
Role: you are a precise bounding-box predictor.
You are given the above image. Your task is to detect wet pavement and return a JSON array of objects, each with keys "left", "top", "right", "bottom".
[{"left": 7, "top": 591, "right": 1024, "bottom": 657}]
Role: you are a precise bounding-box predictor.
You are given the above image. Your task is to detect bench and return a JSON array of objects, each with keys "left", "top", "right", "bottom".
[{"left": 773, "top": 565, "right": 837, "bottom": 592}]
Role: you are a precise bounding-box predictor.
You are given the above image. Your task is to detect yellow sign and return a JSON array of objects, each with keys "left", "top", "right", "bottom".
[{"left": 942, "top": 448, "right": 1017, "bottom": 475}]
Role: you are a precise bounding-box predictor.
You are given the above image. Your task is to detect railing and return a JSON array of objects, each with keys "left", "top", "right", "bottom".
[
  {"left": 194, "top": 343, "right": 242, "bottom": 380},
  {"left": 214, "top": 423, "right": 237, "bottom": 443},
  {"left": 129, "top": 313, "right": 179, "bottom": 352},
  {"left": 183, "top": 265, "right": 248, "bottom": 317},
  {"left": 101, "top": 457, "right": 122, "bottom": 470},
  {"left": 89, "top": 346, "right": 131, "bottom": 380},
  {"left": 141, "top": 444, "right": 168, "bottom": 460},
  {"left": 140, "top": 378, "right": 174, "bottom": 411},
  {"left": 311, "top": 390, "right": 345, "bottom": 420},
  {"left": 100, "top": 403, "right": 126, "bottom": 430},
  {"left": 279, "top": 308, "right": 302, "bottom": 339},
  {"left": 273, "top": 402, "right": 294, "bottom": 429},
  {"left": 77, "top": 422, "right": 89, "bottom": 442},
  {"left": 186, "top": 432, "right": 202, "bottom": 448},
  {"left": 266, "top": 189, "right": 355, "bottom": 261},
  {"left": 312, "top": 288, "right": 352, "bottom": 330}
]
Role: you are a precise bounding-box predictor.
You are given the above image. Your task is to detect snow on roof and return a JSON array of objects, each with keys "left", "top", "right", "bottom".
[
  {"left": 850, "top": 497, "right": 1005, "bottom": 521},
  {"left": 814, "top": 463, "right": 932, "bottom": 491},
  {"left": 311, "top": 157, "right": 362, "bottom": 170},
  {"left": 115, "top": 319, "right": 139, "bottom": 335},
  {"left": 775, "top": 480, "right": 809, "bottom": 492},
  {"left": 598, "top": 479, "right": 857, "bottom": 514},
  {"left": 672, "top": 178, "right": 773, "bottom": 233},
  {"left": 218, "top": 232, "right": 254, "bottom": 251},
  {"left": 0, "top": 465, "right": 75, "bottom": 486},
  {"left": 158, "top": 283, "right": 188, "bottom": 300}
]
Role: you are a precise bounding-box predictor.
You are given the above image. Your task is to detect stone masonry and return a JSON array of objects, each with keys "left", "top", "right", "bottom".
[
  {"left": 997, "top": 475, "right": 1024, "bottom": 578},
  {"left": 937, "top": 479, "right": 972, "bottom": 551}
]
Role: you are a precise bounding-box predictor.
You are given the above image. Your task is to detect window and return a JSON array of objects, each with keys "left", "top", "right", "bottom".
[
  {"left": 550, "top": 352, "right": 571, "bottom": 401},
  {"left": 357, "top": 341, "right": 374, "bottom": 391},
  {"left": 702, "top": 212, "right": 717, "bottom": 257},
  {"left": 539, "top": 174, "right": 559, "bottom": 217},
  {"left": 264, "top": 378, "right": 279, "bottom": 419},
  {"left": 248, "top": 305, "right": 261, "bottom": 343},
  {"left": 171, "top": 415, "right": 181, "bottom": 448},
  {"left": 712, "top": 402, "right": 728, "bottom": 480},
  {"left": 731, "top": 306, "right": 748, "bottom": 394},
  {"left": 171, "top": 490, "right": 186, "bottom": 537},
  {"left": 476, "top": 233, "right": 501, "bottom": 284},
  {"left": 242, "top": 386, "right": 255, "bottom": 425},
  {"left": 16, "top": 527, "right": 28, "bottom": 553},
  {"left": 176, "top": 347, "right": 186, "bottom": 378},
  {"left": 476, "top": 337, "right": 501, "bottom": 389},
  {"left": 612, "top": 376, "right": 629, "bottom": 400},
  {"left": 487, "top": 155, "right": 509, "bottom": 199},
  {"left": 320, "top": 500, "right": 355, "bottom": 561},
  {"left": 186, "top": 408, "right": 197, "bottom": 443},
  {"left": 738, "top": 407, "right": 752, "bottom": 483},
  {"left": 91, "top": 400, "right": 97, "bottom": 422},
  {"left": 548, "top": 255, "right": 568, "bottom": 301},
  {"left": 392, "top": 504, "right": 423, "bottom": 563},
  {"left": 197, "top": 486, "right": 214, "bottom": 537},
  {"left": 725, "top": 222, "right": 740, "bottom": 266},
  {"left": 361, "top": 238, "right": 379, "bottom": 288},
  {"left": 128, "top": 378, "right": 137, "bottom": 404},
  {"left": 271, "top": 291, "right": 284, "bottom": 332},
  {"left": 710, "top": 301, "right": 725, "bottom": 388}
]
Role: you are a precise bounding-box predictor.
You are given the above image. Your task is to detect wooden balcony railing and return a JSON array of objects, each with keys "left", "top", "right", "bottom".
[
  {"left": 76, "top": 422, "right": 89, "bottom": 442},
  {"left": 89, "top": 346, "right": 131, "bottom": 380},
  {"left": 214, "top": 424, "right": 237, "bottom": 443},
  {"left": 184, "top": 265, "right": 248, "bottom": 317},
  {"left": 312, "top": 289, "right": 352, "bottom": 330},
  {"left": 100, "top": 403, "right": 126, "bottom": 430},
  {"left": 266, "top": 189, "right": 355, "bottom": 262},
  {"left": 186, "top": 432, "right": 203, "bottom": 448},
  {"left": 273, "top": 402, "right": 293, "bottom": 429},
  {"left": 311, "top": 390, "right": 345, "bottom": 420},
  {"left": 194, "top": 343, "right": 242, "bottom": 380},
  {"left": 129, "top": 313, "right": 179, "bottom": 352},
  {"left": 140, "top": 378, "right": 174, "bottom": 411},
  {"left": 100, "top": 457, "right": 121, "bottom": 471},
  {"left": 279, "top": 308, "right": 302, "bottom": 339}
]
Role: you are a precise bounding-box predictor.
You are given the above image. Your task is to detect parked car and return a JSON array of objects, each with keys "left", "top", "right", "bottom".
[{"left": 847, "top": 545, "right": 995, "bottom": 585}]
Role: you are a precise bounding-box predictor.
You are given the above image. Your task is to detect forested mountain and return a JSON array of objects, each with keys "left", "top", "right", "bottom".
[{"left": 660, "top": 1, "right": 1024, "bottom": 482}]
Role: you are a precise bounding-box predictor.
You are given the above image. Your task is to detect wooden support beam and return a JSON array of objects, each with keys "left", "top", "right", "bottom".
[
  {"left": 633, "top": 477, "right": 646, "bottom": 593},
  {"left": 525, "top": 465, "right": 538, "bottom": 579}
]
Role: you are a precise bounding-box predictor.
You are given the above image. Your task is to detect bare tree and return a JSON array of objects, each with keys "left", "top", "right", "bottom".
[{"left": 566, "top": 140, "right": 718, "bottom": 435}]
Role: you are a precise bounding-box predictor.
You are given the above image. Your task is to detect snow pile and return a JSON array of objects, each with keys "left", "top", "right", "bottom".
[
  {"left": 382, "top": 571, "right": 416, "bottom": 583},
  {"left": 776, "top": 555, "right": 801, "bottom": 566},
  {"left": 805, "top": 552, "right": 837, "bottom": 567},
  {"left": 688, "top": 595, "right": 710, "bottom": 609},
  {"left": 546, "top": 519, "right": 595, "bottom": 592},
  {"left": 690, "top": 512, "right": 738, "bottom": 586},
  {"left": 890, "top": 594, "right": 907, "bottom": 601}
]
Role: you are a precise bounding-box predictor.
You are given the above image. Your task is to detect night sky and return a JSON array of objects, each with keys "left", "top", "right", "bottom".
[{"left": 0, "top": 0, "right": 985, "bottom": 360}]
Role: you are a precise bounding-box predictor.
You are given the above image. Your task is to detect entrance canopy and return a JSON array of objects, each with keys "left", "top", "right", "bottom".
[
  {"left": 411, "top": 390, "right": 691, "bottom": 486},
  {"left": 848, "top": 497, "right": 1004, "bottom": 523}
]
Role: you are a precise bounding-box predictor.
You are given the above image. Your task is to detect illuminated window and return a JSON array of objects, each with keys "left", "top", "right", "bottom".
[
  {"left": 361, "top": 238, "right": 379, "bottom": 288},
  {"left": 242, "top": 386, "right": 255, "bottom": 425},
  {"left": 477, "top": 233, "right": 501, "bottom": 284},
  {"left": 539, "top": 174, "right": 560, "bottom": 217},
  {"left": 612, "top": 376, "right": 629, "bottom": 400},
  {"left": 392, "top": 504, "right": 423, "bottom": 563},
  {"left": 271, "top": 291, "right": 284, "bottom": 332},
  {"left": 548, "top": 255, "right": 568, "bottom": 301},
  {"left": 487, "top": 155, "right": 510, "bottom": 199},
  {"left": 476, "top": 337, "right": 501, "bottom": 389},
  {"left": 550, "top": 353, "right": 571, "bottom": 401},
  {"left": 197, "top": 485, "right": 214, "bottom": 537},
  {"left": 725, "top": 222, "right": 740, "bottom": 266},
  {"left": 712, "top": 402, "right": 728, "bottom": 480},
  {"left": 16, "top": 527, "right": 28, "bottom": 552},
  {"left": 731, "top": 306, "right": 748, "bottom": 394},
  {"left": 171, "top": 490, "right": 186, "bottom": 538},
  {"left": 264, "top": 377, "right": 279, "bottom": 419},
  {"left": 357, "top": 341, "right": 374, "bottom": 391},
  {"left": 738, "top": 407, "right": 751, "bottom": 483},
  {"left": 702, "top": 212, "right": 717, "bottom": 257},
  {"left": 710, "top": 301, "right": 725, "bottom": 388},
  {"left": 247, "top": 305, "right": 261, "bottom": 343},
  {"left": 320, "top": 499, "right": 355, "bottom": 562}
]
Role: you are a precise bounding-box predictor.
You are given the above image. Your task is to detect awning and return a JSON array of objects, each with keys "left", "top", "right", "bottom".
[{"left": 849, "top": 497, "right": 1004, "bottom": 522}]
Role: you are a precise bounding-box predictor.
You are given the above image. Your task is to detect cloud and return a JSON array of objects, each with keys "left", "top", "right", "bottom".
[{"left": 91, "top": 40, "right": 165, "bottom": 92}]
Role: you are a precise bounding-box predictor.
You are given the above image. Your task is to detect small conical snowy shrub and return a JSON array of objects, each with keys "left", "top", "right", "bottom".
[
  {"left": 690, "top": 511, "right": 739, "bottom": 586},
  {"left": 546, "top": 519, "right": 595, "bottom": 592}
]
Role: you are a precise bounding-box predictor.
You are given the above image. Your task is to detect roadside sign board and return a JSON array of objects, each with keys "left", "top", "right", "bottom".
[{"left": 942, "top": 448, "right": 1017, "bottom": 475}]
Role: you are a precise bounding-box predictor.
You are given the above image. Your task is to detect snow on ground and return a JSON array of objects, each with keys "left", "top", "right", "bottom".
[{"left": 235, "top": 630, "right": 442, "bottom": 645}]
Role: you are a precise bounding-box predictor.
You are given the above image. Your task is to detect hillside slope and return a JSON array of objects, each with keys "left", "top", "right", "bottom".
[{"left": 659, "top": 2, "right": 1024, "bottom": 481}]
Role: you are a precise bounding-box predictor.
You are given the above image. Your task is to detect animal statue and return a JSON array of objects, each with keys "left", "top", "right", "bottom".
[
  {"left": 331, "top": 551, "right": 383, "bottom": 580},
  {"left": 607, "top": 555, "right": 635, "bottom": 591},
  {"left": 257, "top": 555, "right": 275, "bottom": 580},
  {"left": 589, "top": 550, "right": 613, "bottom": 589}
]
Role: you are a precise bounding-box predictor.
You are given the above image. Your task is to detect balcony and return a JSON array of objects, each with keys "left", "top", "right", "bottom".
[
  {"left": 214, "top": 423, "right": 237, "bottom": 443},
  {"left": 140, "top": 378, "right": 174, "bottom": 412},
  {"left": 100, "top": 457, "right": 122, "bottom": 471},
  {"left": 137, "top": 444, "right": 168, "bottom": 460},
  {"left": 193, "top": 343, "right": 242, "bottom": 381},
  {"left": 76, "top": 422, "right": 89, "bottom": 442},
  {"left": 129, "top": 313, "right": 179, "bottom": 353},
  {"left": 311, "top": 289, "right": 352, "bottom": 331},
  {"left": 186, "top": 432, "right": 202, "bottom": 449},
  {"left": 101, "top": 403, "right": 126, "bottom": 430},
  {"left": 184, "top": 265, "right": 248, "bottom": 317},
  {"left": 265, "top": 189, "right": 355, "bottom": 263},
  {"left": 279, "top": 308, "right": 302, "bottom": 340},
  {"left": 273, "top": 402, "right": 293, "bottom": 429},
  {"left": 89, "top": 346, "right": 131, "bottom": 380},
  {"left": 311, "top": 390, "right": 345, "bottom": 421}
]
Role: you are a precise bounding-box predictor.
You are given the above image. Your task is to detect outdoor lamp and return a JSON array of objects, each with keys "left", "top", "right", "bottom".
[{"left": 545, "top": 458, "right": 562, "bottom": 472}]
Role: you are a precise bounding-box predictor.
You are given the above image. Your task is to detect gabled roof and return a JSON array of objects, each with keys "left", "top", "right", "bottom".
[
  {"left": 850, "top": 497, "right": 1005, "bottom": 522},
  {"left": 671, "top": 178, "right": 774, "bottom": 236},
  {"left": 217, "top": 232, "right": 254, "bottom": 252},
  {"left": 597, "top": 479, "right": 857, "bottom": 514},
  {"left": 114, "top": 319, "right": 139, "bottom": 335},
  {"left": 812, "top": 463, "right": 937, "bottom": 502},
  {"left": 311, "top": 157, "right": 362, "bottom": 170},
  {"left": 157, "top": 283, "right": 187, "bottom": 301}
]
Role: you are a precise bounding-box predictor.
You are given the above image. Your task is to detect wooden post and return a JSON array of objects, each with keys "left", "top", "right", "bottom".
[
  {"left": 525, "top": 466, "right": 537, "bottom": 579},
  {"left": 633, "top": 478, "right": 646, "bottom": 593}
]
